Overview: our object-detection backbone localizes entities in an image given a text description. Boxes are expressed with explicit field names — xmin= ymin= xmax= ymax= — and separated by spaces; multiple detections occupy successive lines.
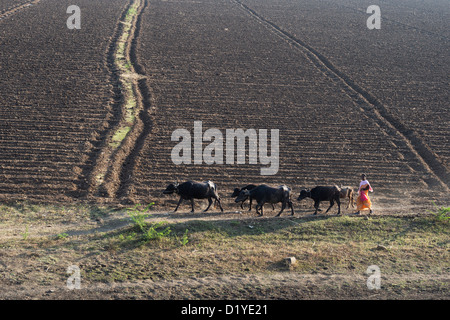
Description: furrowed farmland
xmin=129 ymin=0 xmax=449 ymax=212
xmin=0 ymin=0 xmax=448 ymax=301
xmin=0 ymin=0 xmax=127 ymax=201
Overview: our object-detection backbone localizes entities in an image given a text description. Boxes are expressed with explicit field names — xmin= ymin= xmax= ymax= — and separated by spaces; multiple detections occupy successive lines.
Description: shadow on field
xmin=64 ymin=206 xmax=349 ymax=243
xmin=61 ymin=214 xmax=321 ymax=258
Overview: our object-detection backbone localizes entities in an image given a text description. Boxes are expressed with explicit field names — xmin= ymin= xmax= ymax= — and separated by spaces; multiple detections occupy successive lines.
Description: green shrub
xmin=428 ymin=202 xmax=450 ymax=223
xmin=126 ymin=203 xmax=153 ymax=232
xmin=143 ymin=221 xmax=172 ymax=242
xmin=126 ymin=203 xmax=173 ymax=242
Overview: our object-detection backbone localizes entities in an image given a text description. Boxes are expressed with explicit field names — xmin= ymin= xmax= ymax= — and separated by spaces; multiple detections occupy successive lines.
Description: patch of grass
xmin=124 ymin=84 xmax=136 ymax=123
xmin=143 ymin=221 xmax=172 ymax=241
xmin=1 ymin=202 xmax=448 ymax=286
xmin=139 ymin=215 xmax=449 ymax=277
xmin=126 ymin=203 xmax=152 ymax=230
xmin=118 ymin=232 xmax=137 ymax=242
xmin=428 ymin=202 xmax=450 ymax=223
xmin=109 ymin=1 xmax=140 ymax=152
xmin=178 ymin=229 xmax=190 ymax=246
xmin=110 ymin=126 xmax=131 ymax=149
xmin=56 ymin=233 xmax=69 ymax=240
xmin=125 ymin=6 xmax=137 ymax=22
xmin=125 ymin=203 xmax=175 ymax=244
xmin=22 ymin=224 xmax=30 ymax=240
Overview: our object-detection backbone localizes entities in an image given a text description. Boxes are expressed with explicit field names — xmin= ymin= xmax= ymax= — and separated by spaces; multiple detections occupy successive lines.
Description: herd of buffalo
xmin=163 ymin=180 xmax=356 ymax=216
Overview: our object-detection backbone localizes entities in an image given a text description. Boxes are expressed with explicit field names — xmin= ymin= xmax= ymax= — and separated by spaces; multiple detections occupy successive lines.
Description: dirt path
xmin=1 ymin=271 xmax=448 ymax=300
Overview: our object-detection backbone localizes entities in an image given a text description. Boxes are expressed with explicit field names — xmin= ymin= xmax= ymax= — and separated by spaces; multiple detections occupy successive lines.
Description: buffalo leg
xmin=289 ymin=200 xmax=294 ymax=216
xmin=203 ymin=197 xmax=213 ymax=212
xmin=276 ymin=202 xmax=286 ymax=217
xmin=215 ymin=195 xmax=224 ymax=212
xmin=313 ymin=200 xmax=320 ymax=215
xmin=336 ymin=198 xmax=341 ymax=215
xmin=248 ymin=198 xmax=252 ymax=211
xmin=190 ymin=198 xmax=195 ymax=213
xmin=256 ymin=203 xmax=263 ymax=216
xmin=325 ymin=200 xmax=335 ymax=214
xmin=174 ymin=197 xmax=183 ymax=212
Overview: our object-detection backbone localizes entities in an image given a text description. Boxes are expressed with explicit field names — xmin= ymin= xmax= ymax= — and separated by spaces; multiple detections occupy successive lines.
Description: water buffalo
xmin=297 ymin=186 xmax=341 ymax=215
xmin=231 ymin=184 xmax=257 ymax=210
xmin=235 ymin=184 xmax=294 ymax=217
xmin=231 ymin=184 xmax=275 ymax=211
xmin=163 ymin=180 xmax=224 ymax=213
xmin=339 ymin=186 xmax=355 ymax=209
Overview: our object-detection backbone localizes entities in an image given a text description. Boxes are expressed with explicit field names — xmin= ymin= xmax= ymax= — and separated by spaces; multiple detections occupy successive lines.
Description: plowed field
xmin=0 ymin=0 xmax=127 ymax=201
xmin=121 ymin=0 xmax=449 ymax=213
xmin=0 ymin=0 xmax=448 ymax=301
xmin=0 ymin=0 xmax=448 ymax=211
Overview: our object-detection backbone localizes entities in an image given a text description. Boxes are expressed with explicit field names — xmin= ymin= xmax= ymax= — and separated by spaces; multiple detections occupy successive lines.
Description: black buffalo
xmin=297 ymin=186 xmax=341 ymax=215
xmin=231 ymin=184 xmax=256 ymax=210
xmin=163 ymin=180 xmax=224 ymax=213
xmin=231 ymin=184 xmax=274 ymax=211
xmin=235 ymin=184 xmax=294 ymax=217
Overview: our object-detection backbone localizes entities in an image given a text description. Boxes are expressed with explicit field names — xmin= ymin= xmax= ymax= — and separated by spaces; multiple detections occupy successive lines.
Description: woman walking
xmin=356 ymin=174 xmax=373 ymax=214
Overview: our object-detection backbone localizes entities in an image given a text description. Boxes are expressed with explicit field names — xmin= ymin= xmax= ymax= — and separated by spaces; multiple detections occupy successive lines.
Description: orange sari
xmin=356 ymin=181 xmax=373 ymax=211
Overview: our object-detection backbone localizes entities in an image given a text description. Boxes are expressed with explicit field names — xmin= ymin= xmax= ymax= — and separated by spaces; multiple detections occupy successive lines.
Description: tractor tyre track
xmin=115 ymin=0 xmax=154 ymax=203
xmin=84 ymin=0 xmax=152 ymax=203
xmin=100 ymin=0 xmax=145 ymax=200
xmin=232 ymin=0 xmax=450 ymax=191
xmin=74 ymin=1 xmax=131 ymax=200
